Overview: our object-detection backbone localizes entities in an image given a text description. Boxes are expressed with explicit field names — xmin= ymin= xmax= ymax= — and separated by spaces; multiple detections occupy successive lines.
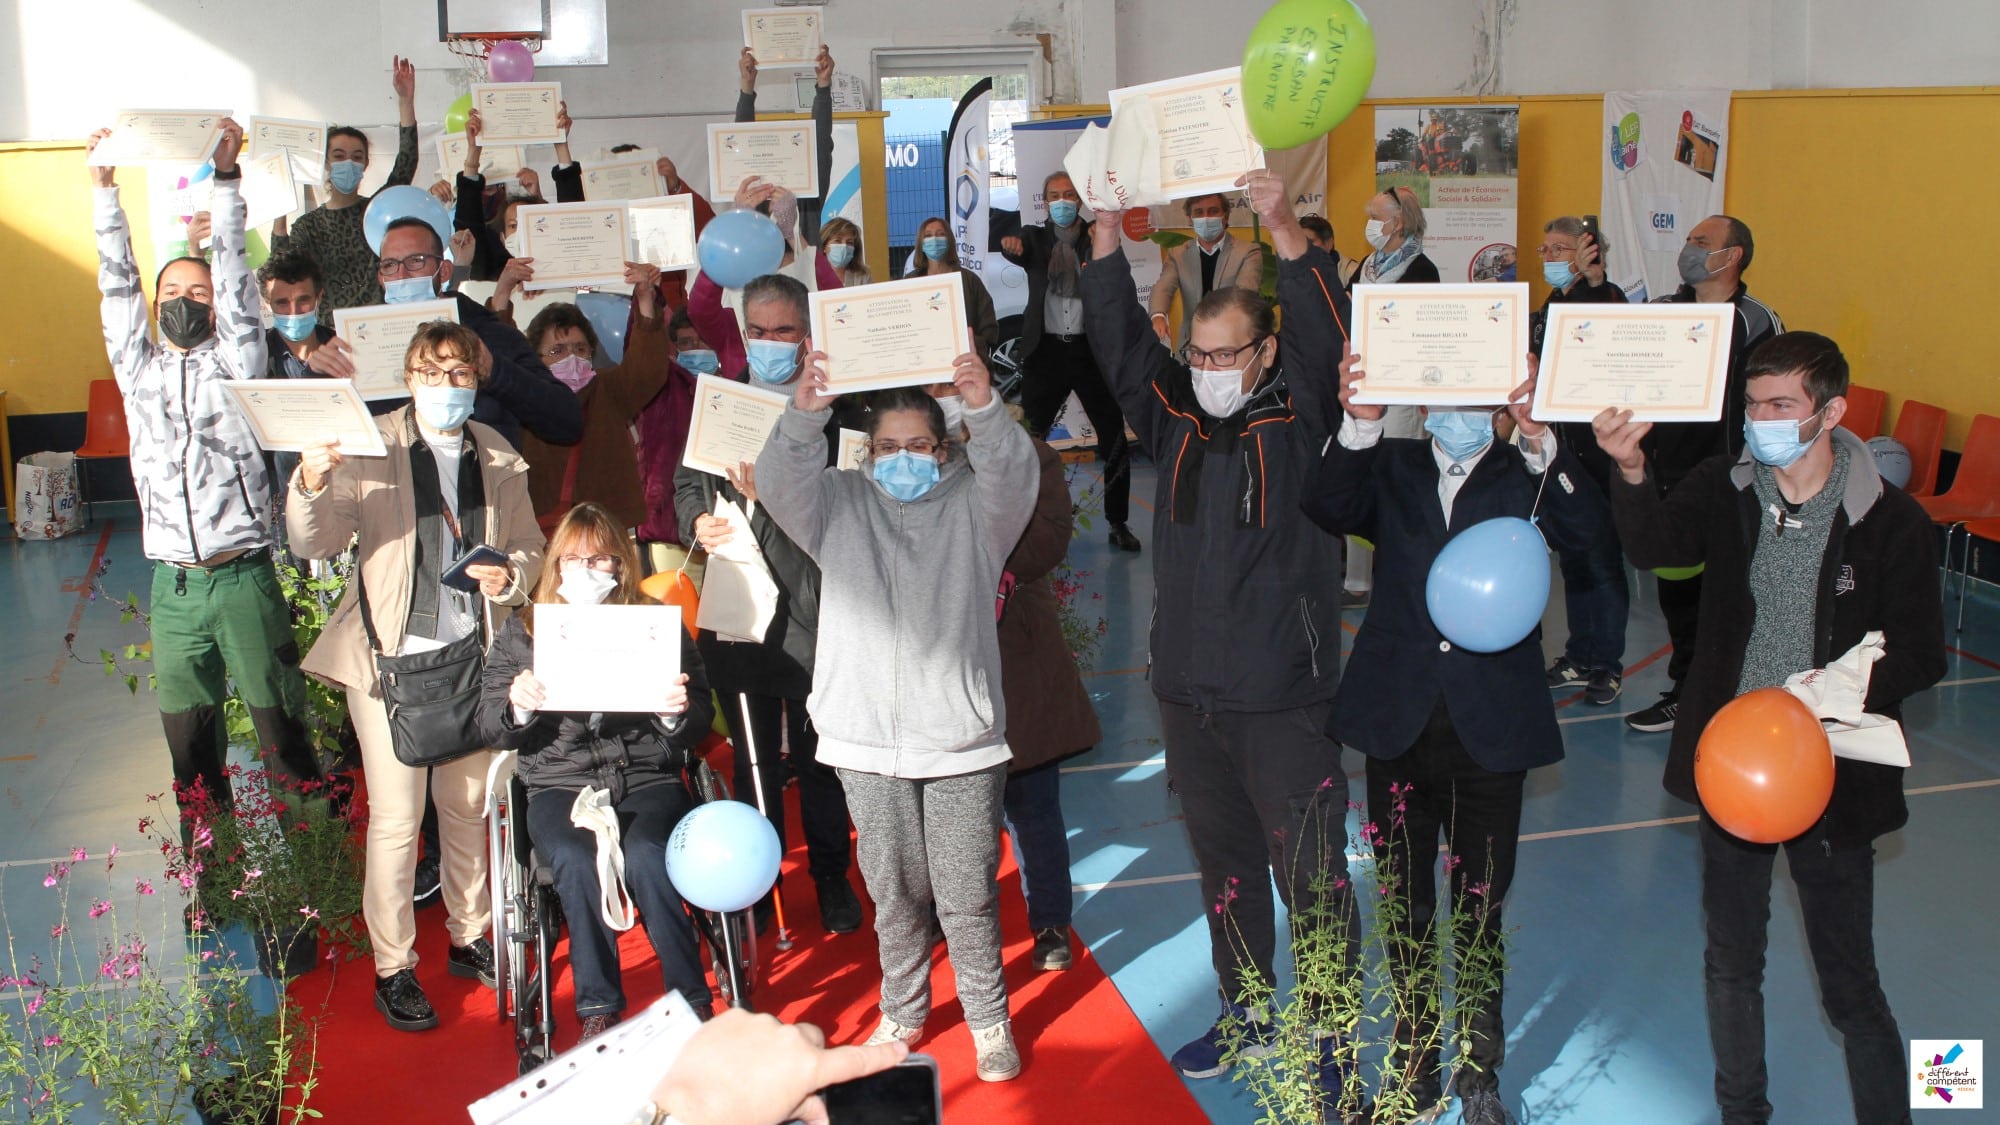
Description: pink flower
xmin=26 ymin=992 xmax=45 ymax=1016
xmin=69 ymin=847 xmax=86 ymax=863
xmin=134 ymin=878 xmax=156 ymax=896
xmin=40 ymin=1035 xmax=60 ymax=1048
xmin=104 ymin=844 xmax=118 ymax=870
xmin=242 ymin=867 xmax=262 ymax=881
xmin=88 ymin=899 xmax=111 ymax=919
xmin=1443 ymin=854 xmax=1463 ymax=872
xmin=299 ymin=906 xmax=320 ymax=920
xmin=49 ymin=923 xmax=67 ymax=938
xmin=1466 ymin=881 xmax=1490 ymax=898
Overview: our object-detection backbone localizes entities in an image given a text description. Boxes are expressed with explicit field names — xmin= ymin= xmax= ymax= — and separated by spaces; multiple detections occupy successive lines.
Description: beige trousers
xmin=346 ymin=683 xmax=494 ymax=978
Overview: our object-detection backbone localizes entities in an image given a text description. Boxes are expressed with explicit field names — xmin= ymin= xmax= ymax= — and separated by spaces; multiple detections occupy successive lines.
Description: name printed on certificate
xmin=470 ymin=83 xmax=566 ymax=146
xmin=533 ymin=604 xmax=683 ymax=714
xmin=437 ymin=133 xmax=525 ymax=179
xmin=1109 ymin=69 xmax=1263 ymax=201
xmin=683 ymin=375 xmax=791 ymax=478
xmin=743 ymin=7 xmax=823 ymax=68
xmin=88 ymin=109 xmax=230 ymax=166
xmin=628 ymin=195 xmax=698 ymax=272
xmin=707 ymin=121 xmax=819 ymax=199
xmin=1534 ymin=303 xmax=1737 ymax=423
xmin=1349 ymin=283 xmax=1530 ymax=406
xmin=331 ymin=299 xmax=461 ymax=400
xmin=516 ymin=202 xmax=631 ymax=290
xmin=581 ymin=151 xmax=663 ymax=202
xmin=809 ymin=274 xmax=969 ymax=395
xmin=246 ymin=115 xmax=327 ymax=181
xmin=219 ymin=380 xmax=388 ymax=457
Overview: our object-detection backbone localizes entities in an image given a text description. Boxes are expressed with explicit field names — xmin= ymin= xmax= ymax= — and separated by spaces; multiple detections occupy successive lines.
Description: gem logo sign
xmin=1912 ymin=1040 xmax=1983 ymax=1109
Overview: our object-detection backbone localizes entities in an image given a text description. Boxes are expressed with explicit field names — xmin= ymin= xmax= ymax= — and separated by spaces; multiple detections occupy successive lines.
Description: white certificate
xmin=1109 ymin=69 xmax=1263 ymax=201
xmin=470 ymin=83 xmax=566 ymax=146
xmin=238 ymin=151 xmax=302 ymax=231
xmin=437 ymin=133 xmax=526 ymax=179
xmin=516 ymin=202 xmax=630 ymax=290
xmin=219 ymin=380 xmax=387 ymax=458
xmin=246 ymin=115 xmax=327 ymax=181
xmin=707 ymin=121 xmax=819 ymax=199
xmin=1534 ymin=303 xmax=1737 ymax=423
xmin=808 ymin=274 xmax=968 ymax=395
xmin=88 ymin=109 xmax=229 ymax=167
xmin=331 ymin=299 xmax=461 ymax=400
xmin=627 ymin=195 xmax=697 ymax=272
xmin=683 ymin=375 xmax=791 ymax=477
xmin=743 ymin=7 xmax=823 ymax=69
xmin=581 ymin=151 xmax=662 ymax=202
xmin=836 ymin=428 xmax=869 ymax=471
xmin=1349 ymin=283 xmax=1531 ymax=406
xmin=533 ymin=604 xmax=683 ymax=714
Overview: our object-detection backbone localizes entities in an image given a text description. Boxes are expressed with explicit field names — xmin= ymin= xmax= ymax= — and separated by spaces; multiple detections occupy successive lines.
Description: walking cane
xmin=737 ymin=693 xmax=795 ymax=952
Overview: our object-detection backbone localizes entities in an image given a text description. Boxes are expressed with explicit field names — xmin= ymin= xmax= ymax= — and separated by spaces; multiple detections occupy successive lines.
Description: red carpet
xmin=298 ymin=747 xmax=1206 ymax=1123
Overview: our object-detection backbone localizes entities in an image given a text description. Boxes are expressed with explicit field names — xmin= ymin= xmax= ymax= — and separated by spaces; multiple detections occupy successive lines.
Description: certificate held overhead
xmin=808 ymin=274 xmax=970 ymax=394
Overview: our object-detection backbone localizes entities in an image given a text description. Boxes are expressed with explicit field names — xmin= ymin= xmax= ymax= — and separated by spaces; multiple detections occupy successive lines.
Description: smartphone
xmin=1580 ymin=214 xmax=1602 ymax=249
xmin=824 ymin=1056 xmax=943 ymax=1125
xmin=440 ymin=545 xmax=510 ymax=594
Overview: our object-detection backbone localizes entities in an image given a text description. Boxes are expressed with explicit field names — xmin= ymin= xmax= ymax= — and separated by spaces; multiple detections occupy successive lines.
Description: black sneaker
xmin=1340 ymin=588 xmax=1370 ymax=610
xmin=1031 ymin=927 xmax=1072 ymax=971
xmin=1108 ymin=523 xmax=1142 ymax=553
xmin=815 ymin=875 xmax=863 ymax=935
xmin=1585 ymin=670 xmax=1623 ymax=706
xmin=1625 ymin=692 xmax=1678 ymax=733
xmin=374 ymin=969 xmax=439 ymax=1032
xmin=1545 ymin=656 xmax=1586 ymax=690
xmin=447 ymin=937 xmax=497 ymax=989
xmin=412 ymin=854 xmax=442 ymax=909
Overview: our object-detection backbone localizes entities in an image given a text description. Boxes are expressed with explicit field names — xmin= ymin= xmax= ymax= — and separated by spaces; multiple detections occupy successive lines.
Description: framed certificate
xmin=683 ymin=375 xmax=792 ymax=477
xmin=836 ymin=428 xmax=869 ymax=471
xmin=470 ymin=82 xmax=566 ymax=146
xmin=330 ymin=299 xmax=460 ymax=400
xmin=219 ymin=380 xmax=387 ymax=458
xmin=437 ymin=133 xmax=526 ymax=179
xmin=706 ymin=121 xmax=819 ymax=199
xmin=533 ymin=604 xmax=684 ymax=714
xmin=743 ymin=7 xmax=823 ymax=69
xmin=1109 ymin=68 xmax=1263 ymax=201
xmin=581 ymin=150 xmax=663 ymax=202
xmin=809 ymin=274 xmax=969 ymax=395
xmin=246 ymin=115 xmax=327 ymax=181
xmin=515 ymin=202 xmax=630 ymax=290
xmin=1534 ymin=303 xmax=1737 ymax=422
xmin=628 ymin=195 xmax=698 ymax=272
xmin=1349 ymin=283 xmax=1532 ymax=406
xmin=88 ymin=109 xmax=229 ymax=167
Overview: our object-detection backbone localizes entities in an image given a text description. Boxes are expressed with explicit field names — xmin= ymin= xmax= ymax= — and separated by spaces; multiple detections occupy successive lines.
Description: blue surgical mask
xmin=872 ymin=450 xmax=940 ymax=502
xmin=1048 ymin=200 xmax=1079 ymax=228
xmin=273 ymin=311 xmax=320 ymax=342
xmin=678 ymin=348 xmax=719 ymax=375
xmin=1192 ymin=217 xmax=1226 ymax=242
xmin=825 ymin=242 xmax=855 ymax=269
xmin=745 ymin=338 xmax=800 ymax=384
xmin=413 ymin=385 xmax=476 ymax=432
xmin=328 ymin=160 xmax=365 ymax=194
xmin=382 ymin=276 xmax=436 ymax=304
xmin=1744 ymin=410 xmax=1826 ymax=469
xmin=1425 ymin=409 xmax=1496 ymax=462
xmin=921 ymin=236 xmax=950 ymax=261
xmin=1542 ymin=260 xmax=1575 ymax=290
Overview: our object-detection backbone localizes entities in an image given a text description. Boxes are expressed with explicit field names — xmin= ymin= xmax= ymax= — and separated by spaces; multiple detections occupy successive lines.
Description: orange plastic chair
xmin=1890 ymin=399 xmax=1947 ymax=499
xmin=1958 ymin=516 xmax=2000 ymax=633
xmin=72 ymin=379 xmax=131 ymax=525
xmin=1919 ymin=414 xmax=2000 ymax=619
xmin=1841 ymin=384 xmax=1887 ymax=439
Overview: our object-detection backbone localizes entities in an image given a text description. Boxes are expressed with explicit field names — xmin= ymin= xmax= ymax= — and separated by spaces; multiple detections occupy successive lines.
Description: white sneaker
xmin=864 ymin=1014 xmax=924 ymax=1047
xmin=972 ymin=1020 xmax=1022 ymax=1082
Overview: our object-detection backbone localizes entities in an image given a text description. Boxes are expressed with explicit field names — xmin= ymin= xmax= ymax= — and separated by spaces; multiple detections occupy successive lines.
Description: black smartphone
xmin=1580 ymin=213 xmax=1602 ymax=250
xmin=439 ymin=545 xmax=510 ymax=594
xmin=824 ymin=1056 xmax=942 ymax=1125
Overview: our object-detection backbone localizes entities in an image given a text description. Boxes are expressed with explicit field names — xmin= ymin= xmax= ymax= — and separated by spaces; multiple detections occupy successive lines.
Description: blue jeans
xmin=1557 ymin=528 xmax=1629 ymax=675
xmin=1001 ymin=761 xmax=1073 ymax=931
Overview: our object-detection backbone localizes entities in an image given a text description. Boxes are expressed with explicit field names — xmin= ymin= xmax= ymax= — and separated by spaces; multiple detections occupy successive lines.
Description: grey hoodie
xmin=755 ymin=395 xmax=1038 ymax=778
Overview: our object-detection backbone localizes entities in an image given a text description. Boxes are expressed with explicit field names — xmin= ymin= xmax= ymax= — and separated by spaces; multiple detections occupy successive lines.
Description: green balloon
xmin=1242 ymin=0 xmax=1378 ymax=150
xmin=1654 ymin=563 xmax=1705 ymax=581
xmin=444 ymin=93 xmax=473 ymax=135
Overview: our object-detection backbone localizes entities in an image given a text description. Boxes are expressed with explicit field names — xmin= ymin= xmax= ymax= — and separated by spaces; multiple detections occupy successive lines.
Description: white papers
xmin=533 ymin=604 xmax=683 ymax=714
xmin=707 ymin=121 xmax=819 ymax=198
xmin=88 ymin=109 xmax=229 ymax=166
xmin=246 ymin=115 xmax=328 ymax=183
xmin=469 ymin=993 xmax=705 ymax=1125
xmin=743 ymin=7 xmax=823 ymax=69
xmin=238 ymin=152 xmax=302 ymax=231
xmin=219 ymin=379 xmax=387 ymax=457
xmin=580 ymin=151 xmax=663 ymax=202
xmin=1107 ymin=68 xmax=1263 ymax=201
xmin=330 ymin=299 xmax=461 ymax=400
xmin=1533 ymin=303 xmax=1737 ymax=423
xmin=1063 ymin=97 xmax=1165 ymax=212
xmin=470 ymin=83 xmax=566 ymax=146
xmin=1783 ymin=631 xmax=1910 ymax=767
xmin=627 ymin=195 xmax=698 ymax=272
xmin=682 ymin=374 xmax=791 ymax=477
xmin=1348 ymin=283 xmax=1532 ymax=406
xmin=515 ymin=201 xmax=631 ymax=290
xmin=438 ymin=132 xmax=526 ymax=179
xmin=809 ymin=274 xmax=969 ymax=395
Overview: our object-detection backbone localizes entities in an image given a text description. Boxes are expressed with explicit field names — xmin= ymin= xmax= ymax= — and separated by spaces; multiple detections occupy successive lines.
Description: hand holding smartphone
xmin=824 ymin=1055 xmax=943 ymax=1125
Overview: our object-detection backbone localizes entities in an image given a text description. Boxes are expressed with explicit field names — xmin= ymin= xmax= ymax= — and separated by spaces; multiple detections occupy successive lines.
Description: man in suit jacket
xmin=1149 ymin=192 xmax=1267 ymax=351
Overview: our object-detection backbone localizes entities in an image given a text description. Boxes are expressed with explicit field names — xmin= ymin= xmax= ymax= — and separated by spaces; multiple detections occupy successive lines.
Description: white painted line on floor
xmin=1072 ymin=872 xmax=1201 ymax=893
xmin=0 ymin=847 xmax=148 ymax=870
xmin=1062 ymin=757 xmax=1166 ymax=774
xmin=1520 ymin=815 xmax=1700 ymax=842
xmin=1905 ymin=777 xmax=2000 ymax=797
xmin=1560 ymin=674 xmax=1998 ymax=730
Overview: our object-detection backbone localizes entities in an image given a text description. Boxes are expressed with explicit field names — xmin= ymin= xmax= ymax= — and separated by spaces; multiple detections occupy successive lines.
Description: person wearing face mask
xmin=736 ymin=44 xmax=838 ymax=241
xmin=911 ymin=216 xmax=998 ymax=359
xmin=268 ymin=57 xmax=419 ymax=310
xmin=1356 ymin=186 xmax=1440 ymax=288
xmin=85 ymin=118 xmax=325 ymax=825
xmin=289 ymin=321 xmax=543 ymax=1032
xmin=819 ymin=216 xmax=871 ymax=287
xmin=632 ymin=311 xmax=712 ymax=576
xmin=1000 ymin=172 xmax=1141 ymax=553
xmin=1148 ymin=192 xmax=1267 ymax=352
xmin=1593 ymin=332 xmax=1943 ymax=1125
xmin=688 ymin=175 xmax=847 ymax=383
xmin=476 ymin=502 xmax=717 ymax=1040
xmin=1077 ymin=174 xmax=1367 ymax=1113
xmin=755 ymin=341 xmax=1038 ymax=1083
xmin=673 ymin=274 xmax=866 ymax=938
xmin=1305 ymin=349 xmax=1610 ymax=1125
xmin=453 ymin=103 xmax=586 ymax=283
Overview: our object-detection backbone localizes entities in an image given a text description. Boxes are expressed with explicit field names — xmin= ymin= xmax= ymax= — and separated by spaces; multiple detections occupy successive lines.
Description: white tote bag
xmin=693 ymin=497 xmax=781 ymax=644
xmin=14 ymin=452 xmax=83 ymax=540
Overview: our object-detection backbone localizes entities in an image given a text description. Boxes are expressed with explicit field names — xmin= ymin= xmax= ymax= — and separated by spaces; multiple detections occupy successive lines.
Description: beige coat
xmin=289 ymin=406 xmax=545 ymax=693
xmin=1148 ymin=233 xmax=1268 ymax=350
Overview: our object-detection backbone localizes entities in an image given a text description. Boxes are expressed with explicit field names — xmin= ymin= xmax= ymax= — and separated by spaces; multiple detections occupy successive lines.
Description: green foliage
xmin=1147 ymin=230 xmax=1192 ymax=251
xmin=1054 ymin=471 xmax=1111 ymax=674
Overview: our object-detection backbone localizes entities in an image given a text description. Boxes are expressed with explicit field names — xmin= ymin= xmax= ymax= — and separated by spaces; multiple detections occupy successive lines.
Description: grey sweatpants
xmin=837 ymin=764 xmax=1011 ymax=1030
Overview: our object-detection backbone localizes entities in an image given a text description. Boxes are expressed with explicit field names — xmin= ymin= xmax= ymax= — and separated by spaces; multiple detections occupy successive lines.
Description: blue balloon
xmin=1425 ymin=516 xmax=1552 ymax=653
xmin=697 ymin=209 xmax=785 ymax=289
xmin=576 ymin=291 xmax=632 ymax=366
xmin=363 ymin=185 xmax=452 ymax=256
xmin=665 ymin=799 xmax=782 ymax=914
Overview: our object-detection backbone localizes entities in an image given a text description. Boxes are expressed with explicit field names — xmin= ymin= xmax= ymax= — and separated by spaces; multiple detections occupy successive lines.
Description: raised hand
xmin=515 ymin=167 xmax=541 ymax=199
xmin=212 ymin=117 xmax=244 ymax=175
xmin=1337 ymin=342 xmax=1383 ymax=422
xmin=733 ymin=176 xmax=778 ymax=211
xmin=952 ymin=329 xmax=994 ymax=410
xmin=85 ymin=128 xmax=116 ymax=188
xmin=1505 ymin=364 xmax=1546 ymax=440
xmin=815 ymin=45 xmax=834 ymax=88
xmin=656 ymin=154 xmax=682 ymax=194
xmin=391 ymin=55 xmax=417 ymax=105
xmin=1089 ymin=210 xmax=1123 ymax=259
xmin=625 ymin=261 xmax=663 ymax=318
xmin=299 ymin=440 xmax=345 ymax=492
xmin=1592 ymin=407 xmax=1653 ymax=483
xmin=306 ymin=337 xmax=358 ymax=380
xmin=493 ymin=256 xmax=535 ymax=308
xmin=739 ymin=48 xmax=759 ymax=93
xmin=449 ymin=228 xmax=476 ymax=266
xmin=554 ymin=101 xmax=574 ymax=165
xmin=794 ymin=347 xmax=836 ymax=412
xmin=185 ymin=212 xmax=212 ymax=251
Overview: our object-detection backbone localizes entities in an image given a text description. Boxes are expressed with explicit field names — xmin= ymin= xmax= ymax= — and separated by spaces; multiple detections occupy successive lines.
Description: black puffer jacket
xmin=477 ymin=612 xmax=715 ymax=802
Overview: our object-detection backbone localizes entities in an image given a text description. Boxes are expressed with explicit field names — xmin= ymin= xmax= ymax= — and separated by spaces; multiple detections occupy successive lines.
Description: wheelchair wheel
xmin=687 ymin=760 xmax=759 ymax=1008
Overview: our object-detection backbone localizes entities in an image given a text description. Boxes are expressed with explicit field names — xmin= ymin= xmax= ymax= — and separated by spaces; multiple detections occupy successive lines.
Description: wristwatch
xmin=622 ymin=1102 xmax=667 ymax=1125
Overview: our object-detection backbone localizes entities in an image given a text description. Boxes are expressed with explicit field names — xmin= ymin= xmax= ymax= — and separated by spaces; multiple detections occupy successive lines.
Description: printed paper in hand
xmin=533 ymin=604 xmax=683 ymax=714
xmin=628 ymin=195 xmax=698 ymax=272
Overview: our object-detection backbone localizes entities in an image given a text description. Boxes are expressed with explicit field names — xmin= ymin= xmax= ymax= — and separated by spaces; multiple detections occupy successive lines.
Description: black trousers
xmin=721 ymin=694 xmax=852 ymax=882
xmin=1019 ymin=334 xmax=1131 ymax=525
xmin=1658 ymin=570 xmax=1703 ymax=689
xmin=1364 ymin=700 xmax=1525 ymax=1100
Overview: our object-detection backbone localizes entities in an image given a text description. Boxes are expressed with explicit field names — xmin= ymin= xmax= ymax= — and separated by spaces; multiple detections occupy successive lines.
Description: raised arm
xmin=85 ymin=131 xmax=154 ymax=389
xmin=207 ymin=122 xmax=267 ymax=380
xmin=688 ymin=271 xmax=746 ymax=377
xmin=384 ymin=56 xmax=419 ymax=189
xmin=1300 ymin=347 xmax=1383 ymax=540
xmin=286 ymin=444 xmax=365 ymax=560
xmin=458 ymin=297 xmax=585 ymax=444
xmin=1250 ymin=170 xmax=1347 ymax=452
xmin=1077 ymin=223 xmax=1172 ymax=458
xmin=754 ymin=401 xmax=838 ymax=560
xmin=735 ymin=48 xmax=759 ymax=123
xmin=808 ymin=46 xmax=834 ymax=226
xmin=1596 ymin=408 xmax=1715 ymax=571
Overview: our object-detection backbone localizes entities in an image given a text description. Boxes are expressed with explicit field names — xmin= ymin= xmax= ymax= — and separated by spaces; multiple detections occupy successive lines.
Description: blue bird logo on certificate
xmin=1685 ymin=323 xmax=1710 ymax=344
xmin=1486 ymin=302 xmax=1506 ymax=322
xmin=1570 ymin=321 xmax=1594 ymax=344
xmin=832 ymin=303 xmax=851 ymax=327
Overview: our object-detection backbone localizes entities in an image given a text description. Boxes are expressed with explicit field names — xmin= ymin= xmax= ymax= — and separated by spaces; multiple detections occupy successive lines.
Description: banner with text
xmin=1600 ymin=90 xmax=1730 ymax=302
xmin=1373 ymin=105 xmax=1519 ymax=284
xmin=945 ymin=80 xmax=994 ymax=283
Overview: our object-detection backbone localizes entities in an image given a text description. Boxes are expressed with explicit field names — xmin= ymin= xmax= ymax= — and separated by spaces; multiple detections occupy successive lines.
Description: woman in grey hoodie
xmin=755 ymin=340 xmax=1038 ymax=1082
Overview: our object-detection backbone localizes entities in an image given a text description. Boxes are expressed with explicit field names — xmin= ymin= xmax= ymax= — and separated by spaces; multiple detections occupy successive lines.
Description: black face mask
xmin=157 ymin=296 xmax=214 ymax=349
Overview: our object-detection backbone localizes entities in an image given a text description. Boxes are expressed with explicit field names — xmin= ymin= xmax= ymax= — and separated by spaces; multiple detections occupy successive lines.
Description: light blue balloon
xmin=576 ymin=291 xmax=632 ymax=366
xmin=665 ymin=799 xmax=782 ymax=913
xmin=1425 ymin=516 xmax=1551 ymax=653
xmin=363 ymin=185 xmax=453 ymax=256
xmin=697 ymin=209 xmax=785 ymax=289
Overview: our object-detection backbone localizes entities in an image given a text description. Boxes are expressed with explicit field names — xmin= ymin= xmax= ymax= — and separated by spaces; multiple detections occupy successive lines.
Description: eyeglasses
xmin=376 ymin=253 xmax=442 ymax=278
xmin=558 ymin=554 xmax=619 ymax=570
xmin=871 ymin=437 xmax=939 ymax=457
xmin=539 ymin=341 xmax=592 ymax=360
xmin=408 ymin=365 xmax=479 ymax=388
xmin=1180 ymin=335 xmax=1268 ymax=368
xmin=1535 ymin=242 xmax=1577 ymax=259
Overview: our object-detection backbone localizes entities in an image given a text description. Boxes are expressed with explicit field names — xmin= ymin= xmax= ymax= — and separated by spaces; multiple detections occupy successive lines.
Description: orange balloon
xmin=1694 ymin=687 xmax=1834 ymax=843
xmin=639 ymin=569 xmax=701 ymax=640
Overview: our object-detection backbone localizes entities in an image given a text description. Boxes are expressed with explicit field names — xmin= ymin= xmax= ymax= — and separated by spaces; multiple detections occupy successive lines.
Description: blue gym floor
xmin=4 ymin=462 xmax=1998 ymax=1123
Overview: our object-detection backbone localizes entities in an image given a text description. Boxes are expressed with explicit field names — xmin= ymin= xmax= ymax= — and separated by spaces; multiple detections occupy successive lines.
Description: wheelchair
xmin=484 ymin=747 xmax=759 ymax=1076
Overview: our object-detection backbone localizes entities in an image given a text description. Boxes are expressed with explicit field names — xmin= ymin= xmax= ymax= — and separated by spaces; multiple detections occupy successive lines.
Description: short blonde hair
xmin=1381 ymin=186 xmax=1426 ymax=240
xmin=402 ymin=322 xmax=487 ymax=384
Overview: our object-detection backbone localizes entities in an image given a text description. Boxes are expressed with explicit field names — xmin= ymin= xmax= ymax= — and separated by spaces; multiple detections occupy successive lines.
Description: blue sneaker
xmin=1171 ymin=1002 xmax=1272 ymax=1079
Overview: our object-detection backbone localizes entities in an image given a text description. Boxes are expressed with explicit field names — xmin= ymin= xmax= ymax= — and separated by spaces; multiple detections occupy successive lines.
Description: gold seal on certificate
xmin=1534 ymin=303 xmax=1737 ymax=422
xmin=582 ymin=150 xmax=664 ymax=201
xmin=1349 ymin=283 xmax=1531 ymax=406
xmin=246 ymin=115 xmax=327 ymax=180
xmin=533 ymin=604 xmax=683 ymax=714
xmin=628 ymin=195 xmax=698 ymax=272
xmin=437 ymin=133 xmax=525 ymax=179
xmin=470 ymin=83 xmax=566 ymax=145
xmin=743 ymin=7 xmax=823 ymax=69
xmin=683 ymin=375 xmax=791 ymax=477
xmin=331 ymin=299 xmax=460 ymax=400
xmin=88 ymin=109 xmax=230 ymax=166
xmin=515 ymin=202 xmax=631 ymax=290
xmin=809 ymin=274 xmax=969 ymax=395
xmin=1109 ymin=69 xmax=1264 ymax=201
xmin=219 ymin=380 xmax=387 ymax=457
xmin=707 ymin=121 xmax=819 ymax=198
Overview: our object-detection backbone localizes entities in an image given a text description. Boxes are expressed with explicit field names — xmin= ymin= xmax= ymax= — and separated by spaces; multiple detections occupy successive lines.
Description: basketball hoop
xmin=446 ymin=33 xmax=543 ymax=92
